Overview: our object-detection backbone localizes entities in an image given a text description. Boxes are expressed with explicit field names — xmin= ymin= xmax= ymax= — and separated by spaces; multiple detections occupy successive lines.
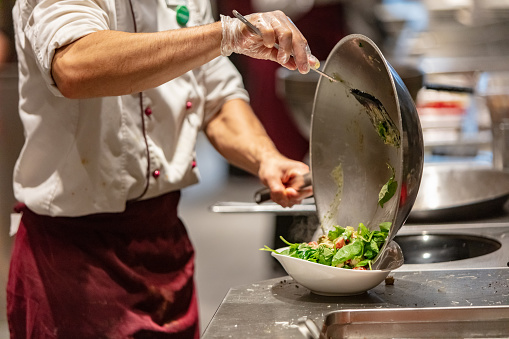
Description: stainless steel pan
xmin=408 ymin=164 xmax=509 ymax=222
xmin=310 ymin=34 xmax=424 ymax=268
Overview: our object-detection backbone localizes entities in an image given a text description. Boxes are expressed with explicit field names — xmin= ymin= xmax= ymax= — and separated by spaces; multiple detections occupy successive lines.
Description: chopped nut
xmin=385 ymin=275 xmax=395 ymax=285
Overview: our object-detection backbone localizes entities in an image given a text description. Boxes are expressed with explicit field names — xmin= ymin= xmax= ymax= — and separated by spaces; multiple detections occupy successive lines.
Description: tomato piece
xmin=334 ymin=237 xmax=345 ymax=249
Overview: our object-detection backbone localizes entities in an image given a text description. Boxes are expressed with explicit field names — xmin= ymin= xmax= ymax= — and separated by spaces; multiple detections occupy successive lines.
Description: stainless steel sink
xmin=300 ymin=306 xmax=509 ymax=339
xmin=395 ymin=233 xmax=501 ymax=264
xmin=395 ymin=223 xmax=509 ymax=270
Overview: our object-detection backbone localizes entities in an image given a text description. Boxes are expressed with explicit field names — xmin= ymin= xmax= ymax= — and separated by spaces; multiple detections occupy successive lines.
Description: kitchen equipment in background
xmin=408 ymin=164 xmax=509 ymax=222
xmin=477 ymin=71 xmax=509 ymax=170
xmin=410 ymin=1 xmax=509 ymax=62
xmin=416 ymin=72 xmax=486 ymax=157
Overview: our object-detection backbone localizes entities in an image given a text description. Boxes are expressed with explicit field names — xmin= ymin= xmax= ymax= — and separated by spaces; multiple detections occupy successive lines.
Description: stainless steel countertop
xmin=206 ymin=197 xmax=509 ymax=338
xmin=209 ymin=199 xmax=317 ymax=215
xmin=201 ymin=268 xmax=509 ymax=338
xmin=210 ymin=198 xmax=509 ymax=223
xmin=202 ymin=222 xmax=509 ymax=338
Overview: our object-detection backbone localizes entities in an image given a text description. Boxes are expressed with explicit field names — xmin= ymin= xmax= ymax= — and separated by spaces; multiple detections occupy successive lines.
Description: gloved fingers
xmin=221 ymin=11 xmax=319 ymax=73
xmin=280 ymin=15 xmax=311 ymax=73
xmin=248 ymin=14 xmax=277 ymax=52
xmin=255 ymin=11 xmax=304 ymax=70
xmin=257 ymin=11 xmax=293 ymax=65
xmin=265 ymin=48 xmax=297 ymax=70
xmin=305 ymin=45 xmax=321 ymax=71
xmin=257 ymin=11 xmax=319 ymax=74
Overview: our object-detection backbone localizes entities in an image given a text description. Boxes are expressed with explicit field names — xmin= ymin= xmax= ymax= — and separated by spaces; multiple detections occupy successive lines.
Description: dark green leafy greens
xmin=261 ymin=222 xmax=390 ymax=270
xmin=378 ymin=163 xmax=397 ymax=208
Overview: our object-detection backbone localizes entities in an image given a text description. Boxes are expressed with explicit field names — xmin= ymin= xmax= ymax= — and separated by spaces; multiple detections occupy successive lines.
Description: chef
xmin=7 ymin=0 xmax=316 ymax=337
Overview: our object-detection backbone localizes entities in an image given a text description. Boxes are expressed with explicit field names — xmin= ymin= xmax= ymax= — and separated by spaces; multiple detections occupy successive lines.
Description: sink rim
xmin=394 ymin=233 xmax=502 ymax=265
xmin=395 ymin=223 xmax=509 ymax=270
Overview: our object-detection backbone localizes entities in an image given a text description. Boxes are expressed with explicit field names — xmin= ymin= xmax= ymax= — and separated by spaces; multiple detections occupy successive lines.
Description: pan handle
xmin=254 ymin=172 xmax=312 ymax=204
xmin=254 ymin=187 xmax=272 ymax=204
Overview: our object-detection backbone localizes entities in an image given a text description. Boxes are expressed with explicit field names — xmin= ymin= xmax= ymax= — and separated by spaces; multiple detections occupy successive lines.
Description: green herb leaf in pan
xmin=378 ymin=163 xmax=398 ymax=208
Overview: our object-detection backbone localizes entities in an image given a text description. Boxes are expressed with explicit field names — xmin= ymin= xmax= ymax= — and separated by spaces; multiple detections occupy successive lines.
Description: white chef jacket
xmin=12 ymin=0 xmax=249 ymax=217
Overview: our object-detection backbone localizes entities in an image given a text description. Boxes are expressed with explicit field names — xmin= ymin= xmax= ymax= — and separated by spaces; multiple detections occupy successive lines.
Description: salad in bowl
xmin=261 ymin=222 xmax=402 ymax=296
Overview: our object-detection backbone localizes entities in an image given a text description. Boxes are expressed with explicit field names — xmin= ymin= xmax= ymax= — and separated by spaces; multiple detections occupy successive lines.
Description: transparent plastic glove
xmin=220 ymin=11 xmax=319 ymax=74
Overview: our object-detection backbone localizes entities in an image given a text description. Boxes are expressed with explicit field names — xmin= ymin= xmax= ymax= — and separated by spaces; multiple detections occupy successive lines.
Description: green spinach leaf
xmin=378 ymin=163 xmax=398 ymax=208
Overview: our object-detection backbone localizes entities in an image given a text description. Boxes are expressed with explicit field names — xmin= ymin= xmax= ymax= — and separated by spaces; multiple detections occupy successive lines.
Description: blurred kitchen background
xmin=2 ymin=0 xmax=509 ymax=336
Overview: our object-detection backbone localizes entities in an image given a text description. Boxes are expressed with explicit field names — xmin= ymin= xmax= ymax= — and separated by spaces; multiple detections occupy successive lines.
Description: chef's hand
xmin=258 ymin=155 xmax=313 ymax=208
xmin=220 ymin=11 xmax=319 ymax=74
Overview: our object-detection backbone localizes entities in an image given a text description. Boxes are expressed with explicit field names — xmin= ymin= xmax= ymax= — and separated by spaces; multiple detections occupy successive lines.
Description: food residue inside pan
xmin=350 ymin=89 xmax=401 ymax=148
xmin=320 ymin=163 xmax=344 ymax=234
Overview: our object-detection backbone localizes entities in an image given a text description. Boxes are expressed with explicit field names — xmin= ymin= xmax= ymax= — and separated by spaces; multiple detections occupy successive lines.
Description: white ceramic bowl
xmin=272 ymin=248 xmax=392 ymax=296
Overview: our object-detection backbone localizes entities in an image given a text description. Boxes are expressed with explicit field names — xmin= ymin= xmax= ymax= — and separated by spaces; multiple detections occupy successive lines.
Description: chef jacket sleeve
xmin=19 ymin=0 xmax=115 ymax=97
xmin=201 ymin=56 xmax=250 ymax=126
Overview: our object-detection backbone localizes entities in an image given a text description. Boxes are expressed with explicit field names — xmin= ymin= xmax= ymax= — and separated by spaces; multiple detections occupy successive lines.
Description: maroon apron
xmin=7 ymin=191 xmax=199 ymax=339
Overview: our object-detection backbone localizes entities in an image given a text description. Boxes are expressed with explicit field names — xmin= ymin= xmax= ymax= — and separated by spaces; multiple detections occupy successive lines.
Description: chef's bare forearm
xmin=51 ymin=23 xmax=222 ymax=99
xmin=204 ymin=99 xmax=282 ymax=176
